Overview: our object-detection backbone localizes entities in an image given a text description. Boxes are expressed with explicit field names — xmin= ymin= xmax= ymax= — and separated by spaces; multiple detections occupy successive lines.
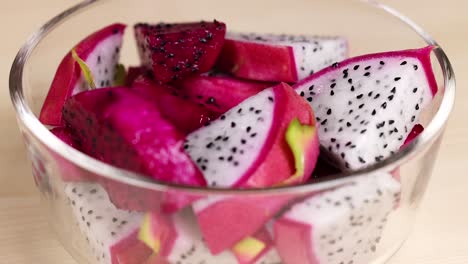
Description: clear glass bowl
xmin=9 ymin=0 xmax=455 ymax=264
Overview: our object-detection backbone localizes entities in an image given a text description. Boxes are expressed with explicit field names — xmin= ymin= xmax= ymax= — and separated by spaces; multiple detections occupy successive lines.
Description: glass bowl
xmin=9 ymin=0 xmax=455 ymax=264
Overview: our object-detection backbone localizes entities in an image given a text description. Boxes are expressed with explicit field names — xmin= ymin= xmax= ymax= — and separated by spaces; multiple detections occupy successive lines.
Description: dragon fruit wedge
xmin=294 ymin=46 xmax=438 ymax=170
xmin=134 ymin=20 xmax=226 ymax=83
xmin=184 ymin=82 xmax=319 ymax=188
xmin=273 ymin=172 xmax=401 ymax=264
xmin=40 ymin=23 xmax=126 ymax=126
xmin=139 ymin=209 xmax=238 ymax=264
xmin=131 ymin=76 xmax=220 ymax=133
xmin=62 ymin=87 xmax=205 ymax=187
xmin=215 ymin=32 xmax=348 ymax=83
xmin=64 ymin=182 xmax=152 ymax=264
xmin=174 ymin=72 xmax=272 ymax=113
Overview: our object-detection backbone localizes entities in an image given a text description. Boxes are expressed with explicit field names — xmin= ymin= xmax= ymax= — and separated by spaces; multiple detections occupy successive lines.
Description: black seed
xmin=250 ymin=133 xmax=257 ymax=138
xmin=376 ymin=121 xmax=386 ymax=129
xmin=368 ymin=91 xmax=373 ymax=97
xmin=255 ymin=109 xmax=262 ymax=114
xmin=415 ymin=104 xmax=420 ymax=110
xmin=348 ymin=78 xmax=353 ymax=84
xmin=223 ymin=136 xmax=229 ymax=141
xmin=349 ymin=109 xmax=354 ymax=114
xmin=231 ymin=122 xmax=236 ymax=128
xmin=300 ymin=91 xmax=305 ymax=97
xmin=358 ymin=157 xmax=366 ymax=164
xmin=327 ymin=109 xmax=332 ymax=115
xmin=233 ymin=161 xmax=239 ymax=166
xmin=227 ymin=156 xmax=233 ymax=162
xmin=353 ymin=65 xmax=360 ymax=70
xmin=237 ymin=108 xmax=242 ymax=113
xmin=341 ymin=153 xmax=345 ymax=158
xmin=411 ymin=115 xmax=416 ymax=122
xmin=381 ymin=102 xmax=387 ymax=109
xmin=346 ymin=122 xmax=352 ymax=127
xmin=330 ymin=90 xmax=335 ymax=96
xmin=307 ymin=97 xmax=313 ymax=102
xmin=309 ymin=85 xmax=315 ymax=91
xmin=358 ymin=104 xmax=365 ymax=109
xmin=365 ymin=65 xmax=371 ymax=70
xmin=379 ymin=132 xmax=384 ymax=138
xmin=97 ymin=56 xmax=101 ymax=64
xmin=374 ymin=93 xmax=380 ymax=99
xmin=240 ymin=139 xmax=246 ymax=144
xmin=388 ymin=95 xmax=394 ymax=101
xmin=400 ymin=61 xmax=407 ymax=65
xmin=364 ymin=72 xmax=371 ymax=77
xmin=380 ymin=61 xmax=385 ymax=65
xmin=246 ymin=126 xmax=252 ymax=133
xmin=394 ymin=77 xmax=401 ymax=81
xmin=383 ymin=144 xmax=388 ymax=149
xmin=249 ymin=107 xmax=254 ymax=112
xmin=218 ymin=156 xmax=224 ymax=161
xmin=321 ymin=119 xmax=328 ymax=125
xmin=338 ymin=127 xmax=343 ymax=132
xmin=336 ymin=143 xmax=341 ymax=149
xmin=350 ymin=86 xmax=355 ymax=92
xmin=331 ymin=138 xmax=336 ymax=142
xmin=330 ymin=83 xmax=336 ymax=88
xmin=206 ymin=142 xmax=214 ymax=149
xmin=360 ymin=129 xmax=367 ymax=134
xmin=328 ymin=146 xmax=332 ymax=152
xmin=345 ymin=141 xmax=352 ymax=147
xmin=332 ymin=62 xmax=340 ymax=68
xmin=345 ymin=162 xmax=350 ymax=169
xmin=201 ymin=165 xmax=207 ymax=171
xmin=371 ymin=109 xmax=377 ymax=116
xmin=414 ymin=65 xmax=419 ymax=70
xmin=348 ymin=100 xmax=353 ymax=105
xmin=220 ymin=115 xmax=226 ymax=120
xmin=339 ymin=119 xmax=344 ymax=123
xmin=268 ymin=96 xmax=274 ymax=102
xmin=356 ymin=94 xmax=363 ymax=99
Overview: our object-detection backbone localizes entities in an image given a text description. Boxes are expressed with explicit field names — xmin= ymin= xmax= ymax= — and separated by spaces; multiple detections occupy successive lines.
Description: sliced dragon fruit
xmin=131 ymin=76 xmax=220 ymax=133
xmin=184 ymin=82 xmax=318 ymax=188
xmin=62 ymin=87 xmax=205 ymax=186
xmin=40 ymin=23 xmax=126 ymax=126
xmin=126 ymin=66 xmax=148 ymax=86
xmin=273 ymin=172 xmax=401 ymax=264
xmin=174 ymin=72 xmax=271 ymax=113
xmin=134 ymin=20 xmax=226 ymax=83
xmin=185 ymin=83 xmax=319 ymax=253
xmin=139 ymin=209 xmax=238 ymax=264
xmin=215 ymin=32 xmax=348 ymax=83
xmin=403 ymin=124 xmax=424 ymax=146
xmin=232 ymin=229 xmax=278 ymax=264
xmin=294 ymin=46 xmax=438 ymax=170
xmin=64 ymin=182 xmax=152 ymax=264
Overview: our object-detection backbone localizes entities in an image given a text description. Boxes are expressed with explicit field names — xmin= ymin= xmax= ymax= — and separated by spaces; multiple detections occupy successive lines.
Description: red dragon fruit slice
xmin=174 ymin=72 xmax=271 ymax=113
xmin=403 ymin=124 xmax=424 ymax=146
xmin=134 ymin=20 xmax=226 ymax=83
xmin=126 ymin=66 xmax=148 ymax=86
xmin=184 ymin=82 xmax=318 ymax=188
xmin=131 ymin=76 xmax=220 ymax=133
xmin=62 ymin=87 xmax=205 ymax=186
xmin=64 ymin=182 xmax=152 ymax=264
xmin=139 ymin=209 xmax=238 ymax=264
xmin=40 ymin=23 xmax=126 ymax=126
xmin=215 ymin=32 xmax=348 ymax=83
xmin=294 ymin=46 xmax=438 ymax=170
xmin=273 ymin=172 xmax=401 ymax=264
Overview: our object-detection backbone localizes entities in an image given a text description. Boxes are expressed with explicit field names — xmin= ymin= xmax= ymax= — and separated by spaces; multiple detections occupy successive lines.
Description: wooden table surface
xmin=1 ymin=0 xmax=467 ymax=263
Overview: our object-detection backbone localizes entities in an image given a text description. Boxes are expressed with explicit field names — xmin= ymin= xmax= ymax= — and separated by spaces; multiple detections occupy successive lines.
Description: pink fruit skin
xmin=175 ymin=74 xmax=272 ymax=113
xmin=135 ymin=21 xmax=226 ymax=83
xmin=195 ymin=195 xmax=293 ymax=254
xmin=132 ymin=77 xmax=219 ymax=133
xmin=114 ymin=233 xmax=153 ymax=264
xmin=295 ymin=46 xmax=438 ymax=96
xmin=216 ymin=39 xmax=298 ymax=82
xmin=50 ymin=127 xmax=94 ymax=182
xmin=39 ymin=23 xmax=126 ymax=126
xmin=195 ymin=83 xmax=320 ymax=254
xmin=62 ymin=87 xmax=205 ymax=186
xmin=273 ymin=219 xmax=318 ymax=264
xmin=239 ymin=82 xmax=319 ymax=188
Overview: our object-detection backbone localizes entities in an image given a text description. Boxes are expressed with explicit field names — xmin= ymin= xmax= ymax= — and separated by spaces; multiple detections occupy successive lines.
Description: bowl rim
xmin=9 ymin=0 xmax=456 ymax=195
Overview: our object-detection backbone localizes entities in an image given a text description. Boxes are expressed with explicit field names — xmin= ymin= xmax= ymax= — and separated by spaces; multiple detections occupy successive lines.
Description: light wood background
xmin=1 ymin=0 xmax=467 ymax=263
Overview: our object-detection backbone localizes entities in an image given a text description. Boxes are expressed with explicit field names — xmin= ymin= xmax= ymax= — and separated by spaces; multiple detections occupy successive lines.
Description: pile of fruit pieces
xmin=39 ymin=20 xmax=437 ymax=264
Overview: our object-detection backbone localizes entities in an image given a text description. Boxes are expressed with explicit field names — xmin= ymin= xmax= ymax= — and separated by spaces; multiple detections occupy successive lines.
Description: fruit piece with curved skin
xmin=40 ymin=23 xmax=126 ymax=125
xmin=174 ymin=73 xmax=271 ymax=113
xmin=184 ymin=82 xmax=318 ymax=188
xmin=139 ymin=209 xmax=238 ymax=264
xmin=273 ymin=172 xmax=401 ymax=264
xmin=62 ymin=87 xmax=205 ymax=186
xmin=134 ymin=20 xmax=226 ymax=83
xmin=294 ymin=46 xmax=438 ymax=170
xmin=64 ymin=182 xmax=148 ymax=264
xmin=216 ymin=32 xmax=348 ymax=82
xmin=132 ymin=77 xmax=219 ymax=133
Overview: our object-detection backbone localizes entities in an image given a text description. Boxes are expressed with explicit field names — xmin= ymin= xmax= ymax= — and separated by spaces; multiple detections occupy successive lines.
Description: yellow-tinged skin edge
xmin=114 ymin=64 xmax=127 ymax=86
xmin=138 ymin=213 xmax=161 ymax=254
xmin=232 ymin=236 xmax=266 ymax=260
xmin=277 ymin=118 xmax=316 ymax=186
xmin=71 ymin=48 xmax=96 ymax=89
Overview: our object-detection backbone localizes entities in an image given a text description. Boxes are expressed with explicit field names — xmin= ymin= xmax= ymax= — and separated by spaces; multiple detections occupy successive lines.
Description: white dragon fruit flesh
xmin=274 ymin=172 xmax=401 ymax=264
xmin=216 ymin=32 xmax=348 ymax=82
xmin=294 ymin=46 xmax=438 ymax=170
